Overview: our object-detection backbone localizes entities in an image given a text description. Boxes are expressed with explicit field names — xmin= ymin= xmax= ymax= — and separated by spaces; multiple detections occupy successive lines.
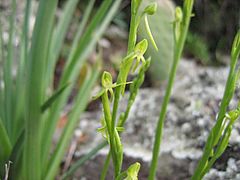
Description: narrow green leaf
xmin=0 ymin=118 xmax=12 ymax=176
xmin=45 ymin=65 xmax=100 ymax=179
xmin=47 ymin=0 xmax=79 ymax=88
xmin=8 ymin=131 xmax=24 ymax=179
xmin=12 ymin=0 xmax=31 ymax=143
xmin=50 ymin=0 xmax=79 ymax=62
xmin=68 ymin=0 xmax=96 ymax=63
xmin=0 ymin=118 xmax=11 ymax=158
xmin=62 ymin=141 xmax=108 ymax=179
xmin=3 ymin=0 xmax=16 ymax=140
xmin=24 ymin=0 xmax=58 ymax=179
xmin=41 ymin=83 xmax=70 ymax=113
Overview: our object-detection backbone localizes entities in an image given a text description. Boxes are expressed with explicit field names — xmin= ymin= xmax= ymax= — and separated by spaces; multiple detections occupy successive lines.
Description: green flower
xmin=97 ymin=117 xmax=125 ymax=141
xmin=93 ymin=71 xmax=132 ymax=101
xmin=143 ymin=3 xmax=157 ymax=15
xmin=225 ymin=102 xmax=240 ymax=124
xmin=124 ymin=162 xmax=141 ymax=180
xmin=133 ymin=39 xmax=148 ymax=71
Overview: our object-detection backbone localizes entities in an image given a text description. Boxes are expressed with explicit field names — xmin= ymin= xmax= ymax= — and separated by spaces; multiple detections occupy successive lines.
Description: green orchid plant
xmin=94 ymin=39 xmax=153 ymax=179
xmin=192 ymin=30 xmax=240 ymax=180
xmin=92 ymin=1 xmax=158 ymax=179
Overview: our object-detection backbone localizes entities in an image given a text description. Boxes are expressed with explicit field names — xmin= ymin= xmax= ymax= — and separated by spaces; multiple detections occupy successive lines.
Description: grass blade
xmin=45 ymin=65 xmax=99 ymax=179
xmin=24 ymin=0 xmax=58 ymax=179
xmin=62 ymin=141 xmax=107 ymax=179
xmin=0 ymin=118 xmax=12 ymax=176
xmin=3 ymin=0 xmax=16 ymax=140
xmin=47 ymin=0 xmax=80 ymax=88
xmin=8 ymin=131 xmax=24 ymax=179
xmin=12 ymin=0 xmax=31 ymax=143
xmin=0 ymin=22 xmax=5 ymax=130
xmin=67 ymin=0 xmax=96 ymax=63
xmin=50 ymin=0 xmax=79 ymax=63
xmin=41 ymin=83 xmax=70 ymax=113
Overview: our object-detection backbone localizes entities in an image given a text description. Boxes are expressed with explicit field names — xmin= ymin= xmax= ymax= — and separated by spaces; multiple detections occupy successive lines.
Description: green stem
xmin=148 ymin=1 xmax=194 ymax=179
xmin=127 ymin=4 xmax=138 ymax=54
xmin=100 ymin=150 xmax=111 ymax=180
xmin=102 ymin=92 xmax=121 ymax=177
xmin=111 ymin=0 xmax=140 ymax=127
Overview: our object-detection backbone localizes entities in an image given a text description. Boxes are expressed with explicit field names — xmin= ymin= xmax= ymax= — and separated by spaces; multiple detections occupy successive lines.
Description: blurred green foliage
xmin=185 ymin=32 xmax=210 ymax=65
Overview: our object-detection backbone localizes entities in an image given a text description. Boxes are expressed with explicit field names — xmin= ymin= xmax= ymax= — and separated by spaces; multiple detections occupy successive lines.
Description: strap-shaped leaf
xmin=46 ymin=0 xmax=80 ymax=88
xmin=3 ymin=0 xmax=16 ymax=141
xmin=24 ymin=0 xmax=58 ymax=179
xmin=0 ymin=119 xmax=11 ymax=156
xmin=8 ymin=131 xmax=24 ymax=179
xmin=45 ymin=64 xmax=100 ymax=179
xmin=0 ymin=118 xmax=12 ymax=176
xmin=41 ymin=83 xmax=70 ymax=113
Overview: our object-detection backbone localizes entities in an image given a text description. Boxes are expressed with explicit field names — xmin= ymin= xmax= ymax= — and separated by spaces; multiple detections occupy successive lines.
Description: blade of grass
xmin=50 ymin=0 xmax=79 ymax=64
xmin=0 ymin=118 xmax=12 ymax=176
xmin=0 ymin=20 xmax=5 ymax=129
xmin=41 ymin=82 xmax=70 ymax=113
xmin=24 ymin=0 xmax=58 ymax=179
xmin=45 ymin=65 xmax=99 ymax=179
xmin=8 ymin=131 xmax=24 ymax=179
xmin=3 ymin=0 xmax=16 ymax=140
xmin=100 ymin=150 xmax=111 ymax=180
xmin=47 ymin=0 xmax=80 ymax=88
xmin=67 ymin=0 xmax=96 ymax=63
xmin=12 ymin=0 xmax=31 ymax=143
xmin=0 ymin=16 xmax=4 ymax=63
xmin=60 ymin=0 xmax=112 ymax=85
xmin=62 ymin=141 xmax=107 ymax=179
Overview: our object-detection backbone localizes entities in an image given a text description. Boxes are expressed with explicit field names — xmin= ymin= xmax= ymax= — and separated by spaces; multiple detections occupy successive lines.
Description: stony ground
xmin=71 ymin=59 xmax=240 ymax=180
